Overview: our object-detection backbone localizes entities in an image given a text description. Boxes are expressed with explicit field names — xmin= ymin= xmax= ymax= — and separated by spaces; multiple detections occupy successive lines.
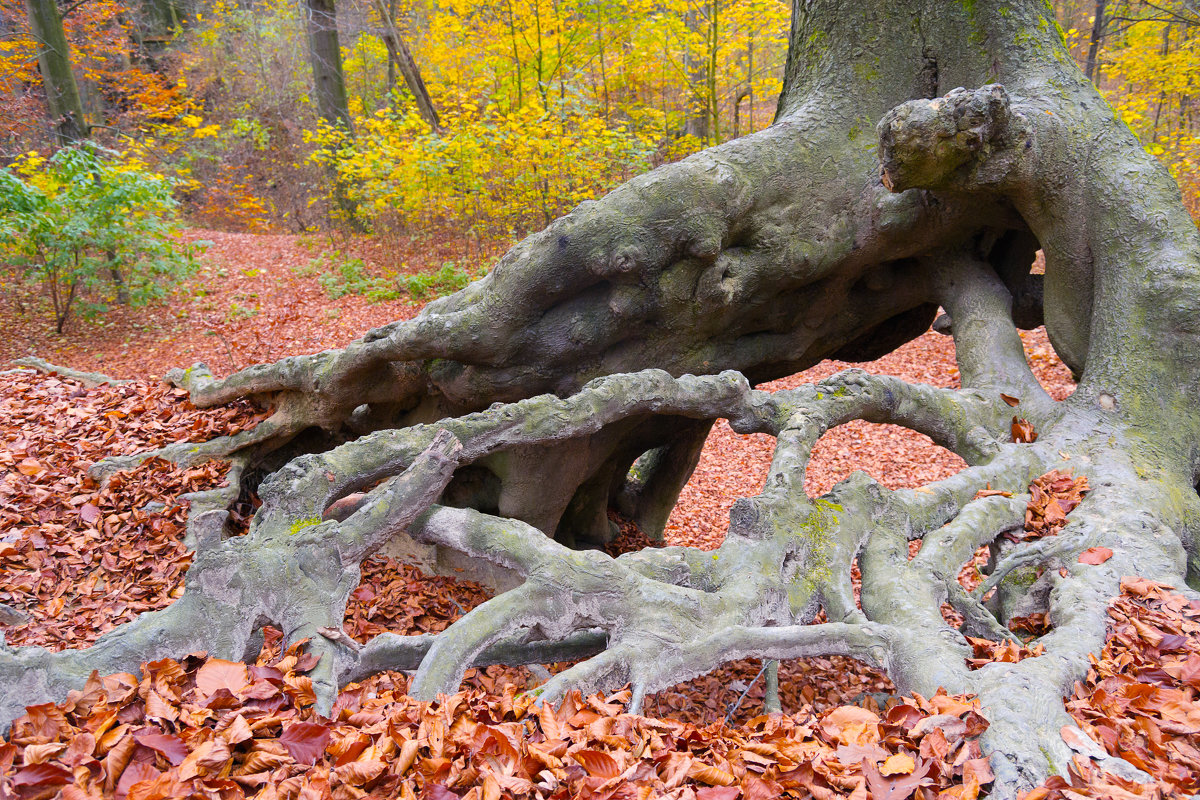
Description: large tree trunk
xmin=24 ymin=0 xmax=87 ymax=144
xmin=6 ymin=1 xmax=1200 ymax=794
xmin=303 ymin=0 xmax=352 ymax=132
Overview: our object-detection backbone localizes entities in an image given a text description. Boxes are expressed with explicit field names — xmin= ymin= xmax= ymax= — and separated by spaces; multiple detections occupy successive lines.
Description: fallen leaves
xmin=0 ymin=647 xmax=998 ymax=800
xmin=1016 ymin=469 xmax=1091 ymax=543
xmin=343 ymin=557 xmax=492 ymax=643
xmin=0 ymin=319 xmax=1142 ymax=800
xmin=1022 ymin=577 xmax=1200 ymax=798
xmin=965 ymin=637 xmax=1046 ymax=670
xmin=1011 ymin=417 xmax=1038 ymax=443
xmin=0 ymin=370 xmax=264 ymax=650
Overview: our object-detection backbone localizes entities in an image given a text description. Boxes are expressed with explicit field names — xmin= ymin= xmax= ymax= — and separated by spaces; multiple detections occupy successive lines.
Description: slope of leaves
xmin=0 ymin=370 xmax=262 ymax=647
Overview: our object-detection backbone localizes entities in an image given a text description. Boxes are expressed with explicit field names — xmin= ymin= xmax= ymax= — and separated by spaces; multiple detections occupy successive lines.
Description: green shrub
xmin=0 ymin=145 xmax=198 ymax=333
xmin=398 ymin=262 xmax=473 ymax=301
xmin=313 ymin=254 xmax=474 ymax=303
xmin=316 ymin=256 xmax=398 ymax=300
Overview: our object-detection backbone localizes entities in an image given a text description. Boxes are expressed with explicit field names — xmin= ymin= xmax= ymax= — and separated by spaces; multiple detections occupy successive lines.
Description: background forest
xmin=2 ymin=0 xmax=790 ymax=237
xmin=1 ymin=0 xmax=1195 ymax=241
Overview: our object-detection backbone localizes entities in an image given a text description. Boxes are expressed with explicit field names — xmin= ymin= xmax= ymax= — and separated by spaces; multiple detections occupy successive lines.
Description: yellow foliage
xmin=307 ymin=0 xmax=790 ymax=235
xmin=1060 ymin=3 xmax=1200 ymax=219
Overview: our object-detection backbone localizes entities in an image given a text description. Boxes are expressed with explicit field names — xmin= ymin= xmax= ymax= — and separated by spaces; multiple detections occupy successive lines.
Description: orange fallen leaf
xmin=1078 ymin=547 xmax=1113 ymax=565
xmin=1012 ymin=417 xmax=1037 ymax=443
xmin=880 ymin=752 xmax=915 ymax=775
xmin=17 ymin=457 xmax=45 ymax=476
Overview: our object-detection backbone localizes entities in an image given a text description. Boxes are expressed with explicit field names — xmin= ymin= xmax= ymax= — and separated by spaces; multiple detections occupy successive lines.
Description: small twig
xmin=317 ymin=626 xmax=363 ymax=652
xmin=84 ymin=123 xmax=136 ymax=143
xmin=723 ymin=661 xmax=769 ymax=725
xmin=59 ymin=0 xmax=96 ymax=20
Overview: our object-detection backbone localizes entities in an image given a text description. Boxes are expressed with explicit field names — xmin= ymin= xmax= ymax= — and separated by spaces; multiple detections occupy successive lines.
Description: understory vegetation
xmin=0 ymin=145 xmax=198 ymax=332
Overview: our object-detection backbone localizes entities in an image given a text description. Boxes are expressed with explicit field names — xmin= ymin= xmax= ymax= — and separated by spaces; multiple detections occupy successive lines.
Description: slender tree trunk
xmin=385 ymin=0 xmax=397 ymax=91
xmin=23 ymin=0 xmax=87 ymax=144
xmin=593 ymin=0 xmax=609 ymax=121
xmin=108 ymin=252 xmax=129 ymax=305
xmin=683 ymin=5 xmax=709 ymax=141
xmin=707 ymin=0 xmax=719 ymax=142
xmin=303 ymin=0 xmax=353 ymax=133
xmin=302 ymin=0 xmax=360 ymax=227
xmin=371 ymin=0 xmax=441 ymax=132
xmin=1084 ymin=0 xmax=1105 ymax=81
xmin=1152 ymin=23 xmax=1171 ymax=135
xmin=504 ymin=0 xmax=523 ymax=110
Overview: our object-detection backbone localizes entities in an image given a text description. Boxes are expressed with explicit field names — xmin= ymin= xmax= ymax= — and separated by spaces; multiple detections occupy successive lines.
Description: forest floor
xmin=1 ymin=233 xmax=1197 ymax=799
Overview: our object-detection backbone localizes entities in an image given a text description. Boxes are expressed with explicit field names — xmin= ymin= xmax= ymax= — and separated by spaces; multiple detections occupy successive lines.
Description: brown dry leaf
xmin=278 ymin=722 xmax=332 ymax=767
xmin=687 ymin=761 xmax=737 ymax=786
xmin=332 ymin=759 xmax=386 ymax=786
xmin=130 ymin=730 xmax=186 ymax=766
xmin=1011 ymin=417 xmax=1038 ymax=443
xmin=12 ymin=761 xmax=74 ymax=789
xmin=820 ymin=706 xmax=881 ymax=745
xmin=196 ymin=659 xmax=250 ymax=697
xmin=392 ymin=738 xmax=420 ymax=777
xmin=1078 ymin=547 xmax=1114 ymax=565
xmin=17 ymin=457 xmax=46 ymax=476
xmin=572 ymin=748 xmax=620 ymax=778
xmin=880 ymin=752 xmax=915 ymax=775
xmin=20 ymin=742 xmax=67 ymax=764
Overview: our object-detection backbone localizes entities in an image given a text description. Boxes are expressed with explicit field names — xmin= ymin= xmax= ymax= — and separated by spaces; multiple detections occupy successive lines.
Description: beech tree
xmin=5 ymin=0 xmax=1200 ymax=793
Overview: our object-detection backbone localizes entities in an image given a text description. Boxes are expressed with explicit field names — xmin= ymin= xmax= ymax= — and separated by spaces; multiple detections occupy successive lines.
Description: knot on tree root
xmin=879 ymin=84 xmax=1029 ymax=193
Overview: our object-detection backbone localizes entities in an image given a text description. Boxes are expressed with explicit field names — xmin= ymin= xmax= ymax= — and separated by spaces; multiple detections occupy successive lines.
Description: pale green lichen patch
xmin=792 ymin=497 xmax=842 ymax=587
xmin=289 ymin=517 xmax=323 ymax=535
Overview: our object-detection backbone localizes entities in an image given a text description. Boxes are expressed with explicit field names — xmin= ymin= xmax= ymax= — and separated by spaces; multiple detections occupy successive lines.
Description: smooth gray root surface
xmin=5 ymin=1 xmax=1200 ymax=796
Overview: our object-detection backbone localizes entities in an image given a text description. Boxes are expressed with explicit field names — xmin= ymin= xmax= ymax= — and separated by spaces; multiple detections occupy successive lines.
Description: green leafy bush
xmin=312 ymin=253 xmax=474 ymax=303
xmin=399 ymin=263 xmax=473 ymax=301
xmin=0 ymin=145 xmax=198 ymax=332
xmin=316 ymin=256 xmax=398 ymax=300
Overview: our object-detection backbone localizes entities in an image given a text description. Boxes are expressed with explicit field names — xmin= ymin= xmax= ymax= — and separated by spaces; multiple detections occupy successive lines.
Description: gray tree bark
xmin=23 ymin=0 xmax=87 ymax=144
xmin=303 ymin=0 xmax=353 ymax=132
xmin=302 ymin=0 xmax=359 ymax=226
xmin=5 ymin=1 xmax=1200 ymax=795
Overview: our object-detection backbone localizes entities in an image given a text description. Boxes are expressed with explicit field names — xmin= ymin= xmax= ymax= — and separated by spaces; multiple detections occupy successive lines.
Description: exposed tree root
xmin=9 ymin=350 xmax=1196 ymax=795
